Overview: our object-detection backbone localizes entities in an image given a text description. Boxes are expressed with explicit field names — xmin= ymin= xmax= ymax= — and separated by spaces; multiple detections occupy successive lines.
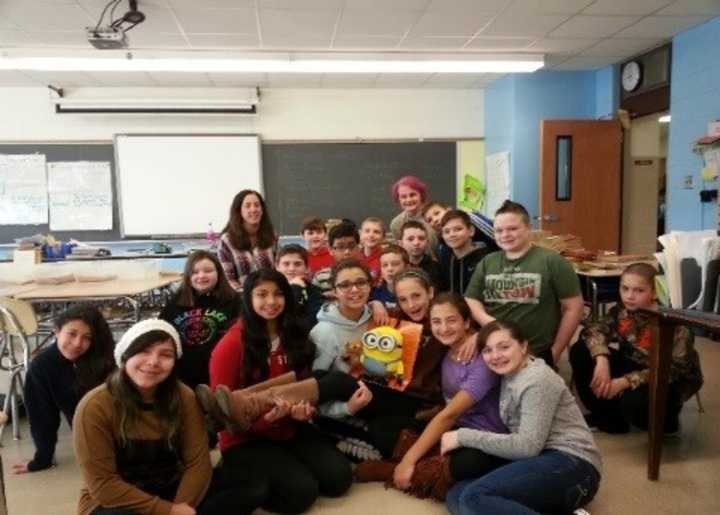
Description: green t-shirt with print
xmin=465 ymin=245 xmax=581 ymax=354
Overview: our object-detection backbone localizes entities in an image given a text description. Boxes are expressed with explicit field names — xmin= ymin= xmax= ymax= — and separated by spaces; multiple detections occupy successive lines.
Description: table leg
xmin=647 ymin=319 xmax=674 ymax=480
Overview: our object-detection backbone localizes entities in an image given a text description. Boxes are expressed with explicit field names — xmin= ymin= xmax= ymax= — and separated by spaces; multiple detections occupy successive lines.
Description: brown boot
xmin=355 ymin=460 xmax=397 ymax=483
xmin=215 ymin=385 xmax=276 ymax=432
xmin=238 ymin=371 xmax=297 ymax=395
xmin=407 ymin=455 xmax=453 ymax=501
xmin=195 ymin=384 xmax=231 ymax=434
xmin=266 ymin=378 xmax=319 ymax=405
xmin=391 ymin=429 xmax=421 ymax=461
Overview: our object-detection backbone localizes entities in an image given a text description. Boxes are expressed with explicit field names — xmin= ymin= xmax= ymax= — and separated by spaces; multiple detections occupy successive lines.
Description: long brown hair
xmin=175 ymin=250 xmax=236 ymax=308
xmin=222 ymin=189 xmax=276 ymax=251
xmin=106 ymin=330 xmax=182 ymax=448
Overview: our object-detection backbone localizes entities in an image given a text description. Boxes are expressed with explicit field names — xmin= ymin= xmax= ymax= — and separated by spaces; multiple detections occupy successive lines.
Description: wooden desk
xmin=640 ymin=307 xmax=720 ymax=480
xmin=0 ymin=282 xmax=39 ymax=299
xmin=14 ymin=274 xmax=181 ymax=322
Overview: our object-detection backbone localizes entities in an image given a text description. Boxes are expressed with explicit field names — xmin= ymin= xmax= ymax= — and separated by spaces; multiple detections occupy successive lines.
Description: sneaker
xmin=337 ymin=438 xmax=382 ymax=463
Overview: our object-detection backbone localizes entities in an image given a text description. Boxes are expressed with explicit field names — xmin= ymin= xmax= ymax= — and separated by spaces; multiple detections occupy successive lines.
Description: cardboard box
xmin=13 ymin=249 xmax=41 ymax=265
xmin=709 ymin=121 xmax=720 ymax=137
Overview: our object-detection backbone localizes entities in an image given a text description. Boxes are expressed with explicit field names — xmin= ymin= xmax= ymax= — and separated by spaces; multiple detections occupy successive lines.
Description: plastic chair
xmin=0 ymin=297 xmax=37 ymax=444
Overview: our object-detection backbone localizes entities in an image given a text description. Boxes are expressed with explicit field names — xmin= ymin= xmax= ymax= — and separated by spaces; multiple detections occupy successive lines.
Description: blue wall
xmin=595 ymin=65 xmax=618 ymax=120
xmin=484 ymin=70 xmax=599 ymax=217
xmin=667 ymin=16 xmax=720 ymax=231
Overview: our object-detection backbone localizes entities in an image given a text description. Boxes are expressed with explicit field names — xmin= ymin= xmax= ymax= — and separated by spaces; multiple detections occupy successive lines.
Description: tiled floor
xmin=2 ymin=338 xmax=719 ymax=515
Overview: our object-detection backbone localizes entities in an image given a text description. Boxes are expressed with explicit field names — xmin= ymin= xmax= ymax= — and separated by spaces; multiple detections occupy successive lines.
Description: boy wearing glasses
xmin=312 ymin=221 xmax=362 ymax=297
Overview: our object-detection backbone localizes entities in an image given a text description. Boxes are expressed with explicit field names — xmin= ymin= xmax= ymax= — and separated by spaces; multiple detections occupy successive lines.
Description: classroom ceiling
xmin=0 ymin=0 xmax=718 ymax=89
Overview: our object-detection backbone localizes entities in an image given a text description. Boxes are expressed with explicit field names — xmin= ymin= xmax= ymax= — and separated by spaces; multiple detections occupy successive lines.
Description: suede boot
xmin=195 ymin=384 xmax=231 ymax=434
xmin=355 ymin=460 xmax=397 ymax=483
xmin=266 ymin=378 xmax=320 ymax=405
xmin=408 ymin=454 xmax=453 ymax=501
xmin=215 ymin=385 xmax=276 ymax=432
xmin=238 ymin=371 xmax=297 ymax=395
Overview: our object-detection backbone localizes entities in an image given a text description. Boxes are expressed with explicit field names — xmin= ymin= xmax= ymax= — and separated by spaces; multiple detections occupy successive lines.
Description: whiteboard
xmin=115 ymin=135 xmax=262 ymax=237
xmin=48 ymin=161 xmax=113 ymax=231
xmin=0 ymin=154 xmax=48 ymax=225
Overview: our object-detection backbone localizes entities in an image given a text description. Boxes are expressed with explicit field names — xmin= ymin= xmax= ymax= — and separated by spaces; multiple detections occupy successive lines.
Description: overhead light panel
xmin=0 ymin=53 xmax=544 ymax=74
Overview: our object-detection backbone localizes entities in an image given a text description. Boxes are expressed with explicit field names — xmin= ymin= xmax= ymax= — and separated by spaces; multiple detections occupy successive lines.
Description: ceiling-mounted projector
xmin=86 ymin=26 xmax=127 ymax=50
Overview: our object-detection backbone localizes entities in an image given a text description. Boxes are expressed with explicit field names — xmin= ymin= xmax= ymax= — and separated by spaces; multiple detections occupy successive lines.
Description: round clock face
xmin=622 ymin=61 xmax=642 ymax=92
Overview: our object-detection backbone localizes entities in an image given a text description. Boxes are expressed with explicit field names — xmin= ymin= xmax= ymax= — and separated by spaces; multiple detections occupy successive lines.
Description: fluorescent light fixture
xmin=0 ymin=53 xmax=544 ymax=74
xmin=658 ymin=115 xmax=671 ymax=123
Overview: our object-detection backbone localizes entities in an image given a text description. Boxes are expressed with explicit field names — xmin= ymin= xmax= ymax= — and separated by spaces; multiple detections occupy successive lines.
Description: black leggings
xmin=221 ymin=423 xmax=353 ymax=514
xmin=448 ymin=447 xmax=509 ymax=482
xmin=89 ymin=466 xmax=266 ymax=515
xmin=570 ymin=341 xmax=683 ymax=432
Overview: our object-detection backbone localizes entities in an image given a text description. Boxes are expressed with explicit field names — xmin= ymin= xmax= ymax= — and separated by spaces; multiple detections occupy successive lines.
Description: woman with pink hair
xmin=389 ymin=175 xmax=438 ymax=250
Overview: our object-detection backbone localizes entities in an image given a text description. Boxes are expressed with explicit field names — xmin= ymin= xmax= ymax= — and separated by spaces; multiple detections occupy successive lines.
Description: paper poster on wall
xmin=48 ymin=161 xmax=113 ymax=231
xmin=485 ymin=151 xmax=511 ymax=216
xmin=456 ymin=141 xmax=486 ymax=211
xmin=0 ymin=154 xmax=49 ymax=225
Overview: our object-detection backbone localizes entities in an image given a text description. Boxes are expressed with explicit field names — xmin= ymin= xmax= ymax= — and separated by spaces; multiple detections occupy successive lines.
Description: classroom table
xmin=640 ymin=307 xmax=719 ymax=481
xmin=0 ymin=282 xmax=40 ymax=299
xmin=575 ymin=267 xmax=622 ymax=319
xmin=13 ymin=274 xmax=181 ymax=323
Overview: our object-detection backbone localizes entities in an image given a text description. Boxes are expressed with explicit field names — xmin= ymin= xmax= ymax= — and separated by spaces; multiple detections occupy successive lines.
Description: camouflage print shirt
xmin=581 ymin=305 xmax=703 ymax=402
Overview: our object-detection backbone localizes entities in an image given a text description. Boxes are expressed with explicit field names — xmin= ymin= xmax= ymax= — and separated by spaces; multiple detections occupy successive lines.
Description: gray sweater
xmin=457 ymin=358 xmax=602 ymax=474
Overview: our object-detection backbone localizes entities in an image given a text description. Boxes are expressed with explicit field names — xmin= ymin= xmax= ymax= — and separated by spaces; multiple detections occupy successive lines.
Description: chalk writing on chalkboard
xmin=48 ymin=161 xmax=113 ymax=231
xmin=0 ymin=154 xmax=48 ymax=225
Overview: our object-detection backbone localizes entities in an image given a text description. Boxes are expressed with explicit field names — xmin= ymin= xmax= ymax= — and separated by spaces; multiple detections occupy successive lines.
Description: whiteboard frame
xmin=113 ymin=133 xmax=263 ymax=239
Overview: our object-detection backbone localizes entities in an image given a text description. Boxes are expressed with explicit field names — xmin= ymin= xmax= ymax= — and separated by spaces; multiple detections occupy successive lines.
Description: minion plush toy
xmin=361 ymin=326 xmax=405 ymax=380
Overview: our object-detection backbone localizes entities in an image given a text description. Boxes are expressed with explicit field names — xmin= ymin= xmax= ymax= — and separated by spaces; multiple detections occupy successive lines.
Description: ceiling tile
xmin=258 ymin=0 xmax=343 ymax=9
xmin=409 ymin=11 xmax=495 ymax=37
xmin=86 ymin=71 xmax=157 ymax=86
xmin=332 ymin=36 xmax=403 ymax=49
xmin=261 ymin=36 xmax=332 ymax=49
xmin=374 ymin=73 xmax=431 ymax=87
xmin=397 ymin=37 xmax=469 ymax=49
xmin=543 ymin=54 xmax=573 ymax=68
xmin=464 ymin=36 xmax=536 ymax=50
xmin=321 ymin=73 xmax=378 ymax=87
xmin=133 ymin=6 xmax=185 ymax=33
xmin=148 ymin=72 xmax=214 ymax=86
xmin=426 ymin=0 xmax=511 ymax=13
xmin=526 ymin=37 xmax=600 ymax=53
xmin=126 ymin=32 xmax=190 ymax=49
xmin=336 ymin=9 xmax=420 ymax=37
xmin=481 ymin=13 xmax=569 ymax=37
xmin=550 ymin=15 xmax=641 ymax=38
xmin=26 ymin=31 xmax=90 ymax=47
xmin=266 ymin=72 xmax=324 ymax=87
xmin=552 ymin=55 xmax=620 ymax=69
xmin=657 ymin=0 xmax=720 ymax=16
xmin=187 ymin=34 xmax=260 ymax=48
xmin=0 ymin=70 xmax=38 ymax=86
xmin=80 ymin=0 xmax=170 ymax=10
xmin=345 ymin=0 xmax=430 ymax=9
xmin=2 ymin=3 xmax=95 ymax=32
xmin=582 ymin=0 xmax=674 ymax=16
xmin=260 ymin=9 xmax=338 ymax=40
xmin=614 ymin=15 xmax=711 ymax=38
xmin=0 ymin=18 xmax=20 ymax=30
xmin=510 ymin=0 xmax=595 ymax=15
xmin=23 ymin=70 xmax=101 ymax=87
xmin=173 ymin=8 xmax=257 ymax=34
xmin=581 ymin=37 xmax=666 ymax=57
xmin=0 ymin=30 xmax=41 ymax=46
xmin=166 ymin=0 xmax=254 ymax=8
xmin=424 ymin=73 xmax=483 ymax=86
xmin=208 ymin=73 xmax=268 ymax=87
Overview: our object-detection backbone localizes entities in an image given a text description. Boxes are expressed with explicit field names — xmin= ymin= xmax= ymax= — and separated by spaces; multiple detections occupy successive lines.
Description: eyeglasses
xmin=332 ymin=243 xmax=358 ymax=252
xmin=335 ymin=279 xmax=371 ymax=292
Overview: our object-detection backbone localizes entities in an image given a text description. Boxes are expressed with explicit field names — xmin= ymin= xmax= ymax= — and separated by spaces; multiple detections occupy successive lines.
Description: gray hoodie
xmin=310 ymin=302 xmax=372 ymax=418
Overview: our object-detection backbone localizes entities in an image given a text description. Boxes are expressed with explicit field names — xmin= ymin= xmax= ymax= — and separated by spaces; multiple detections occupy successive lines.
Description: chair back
xmin=0 ymin=297 xmax=38 ymax=337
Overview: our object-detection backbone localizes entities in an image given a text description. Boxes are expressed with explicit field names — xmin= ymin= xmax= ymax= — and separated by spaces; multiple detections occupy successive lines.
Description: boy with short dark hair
xmin=359 ymin=217 xmax=385 ymax=283
xmin=301 ymin=217 xmax=334 ymax=275
xmin=312 ymin=221 xmax=361 ymax=296
xmin=399 ymin=220 xmax=442 ymax=288
xmin=276 ymin=244 xmax=325 ymax=331
xmin=439 ymin=209 xmax=489 ymax=295
xmin=370 ymin=244 xmax=409 ymax=308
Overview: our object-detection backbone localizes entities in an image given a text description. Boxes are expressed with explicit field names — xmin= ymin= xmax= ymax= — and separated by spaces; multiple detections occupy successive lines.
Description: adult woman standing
xmin=218 ymin=190 xmax=277 ymax=291
xmin=389 ymin=176 xmax=437 ymax=250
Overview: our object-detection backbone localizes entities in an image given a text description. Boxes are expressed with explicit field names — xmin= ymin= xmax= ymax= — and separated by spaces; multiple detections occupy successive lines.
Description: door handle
xmin=534 ymin=213 xmax=560 ymax=222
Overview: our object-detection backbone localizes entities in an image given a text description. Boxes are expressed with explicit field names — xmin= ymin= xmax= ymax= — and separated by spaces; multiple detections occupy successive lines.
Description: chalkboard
xmin=262 ymin=142 xmax=456 ymax=235
xmin=0 ymin=143 xmax=120 ymax=243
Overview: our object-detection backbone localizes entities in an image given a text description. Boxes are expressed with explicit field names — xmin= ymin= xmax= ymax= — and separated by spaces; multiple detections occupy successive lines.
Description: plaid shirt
xmin=217 ymin=233 xmax=275 ymax=291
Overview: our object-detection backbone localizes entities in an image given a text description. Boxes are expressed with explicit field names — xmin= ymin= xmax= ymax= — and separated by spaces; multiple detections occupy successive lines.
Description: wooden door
xmin=540 ymin=120 xmax=622 ymax=252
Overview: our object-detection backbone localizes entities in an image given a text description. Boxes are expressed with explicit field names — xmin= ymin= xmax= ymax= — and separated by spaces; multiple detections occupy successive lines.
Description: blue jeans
xmin=447 ymin=450 xmax=600 ymax=515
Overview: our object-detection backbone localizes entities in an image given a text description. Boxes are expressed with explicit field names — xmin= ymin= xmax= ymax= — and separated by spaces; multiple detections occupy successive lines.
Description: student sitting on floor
xmin=570 ymin=262 xmax=703 ymax=434
xmin=442 ymin=320 xmax=601 ymax=515
xmin=464 ymin=200 xmax=584 ymax=368
xmin=160 ymin=250 xmax=240 ymax=390
xmin=399 ymin=220 xmax=443 ymax=288
xmin=13 ymin=305 xmax=115 ymax=474
xmin=275 ymin=244 xmax=325 ymax=332
xmin=370 ymin=244 xmax=410 ymax=309
xmin=301 ymin=217 xmax=334 ymax=276
xmin=439 ymin=209 xmax=489 ymax=295
xmin=73 ymin=319 xmax=264 ymax=515
xmin=359 ymin=216 xmax=385 ymax=283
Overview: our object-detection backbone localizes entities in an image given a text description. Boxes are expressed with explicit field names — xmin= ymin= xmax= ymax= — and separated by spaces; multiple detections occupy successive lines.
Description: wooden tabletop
xmin=0 ymin=282 xmax=40 ymax=298
xmin=13 ymin=275 xmax=180 ymax=301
